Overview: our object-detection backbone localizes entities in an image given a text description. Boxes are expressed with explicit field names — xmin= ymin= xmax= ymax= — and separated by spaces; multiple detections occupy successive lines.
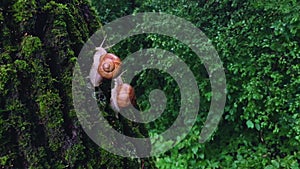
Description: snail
xmin=110 ymin=73 xmax=136 ymax=117
xmin=89 ymin=36 xmax=120 ymax=87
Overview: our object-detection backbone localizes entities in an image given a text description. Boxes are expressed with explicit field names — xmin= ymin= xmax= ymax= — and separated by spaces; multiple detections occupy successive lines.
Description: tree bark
xmin=0 ymin=0 xmax=155 ymax=168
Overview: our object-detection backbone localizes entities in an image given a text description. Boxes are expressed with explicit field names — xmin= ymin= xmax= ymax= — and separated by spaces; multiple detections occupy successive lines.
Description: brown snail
xmin=111 ymin=74 xmax=136 ymax=116
xmin=89 ymin=36 xmax=120 ymax=87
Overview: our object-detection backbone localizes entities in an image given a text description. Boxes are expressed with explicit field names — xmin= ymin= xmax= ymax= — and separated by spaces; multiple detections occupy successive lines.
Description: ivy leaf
xmin=246 ymin=120 xmax=254 ymax=129
xmin=255 ymin=123 xmax=261 ymax=131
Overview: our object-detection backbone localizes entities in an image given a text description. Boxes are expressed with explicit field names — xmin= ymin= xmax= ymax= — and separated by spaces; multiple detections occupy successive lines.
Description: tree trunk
xmin=0 ymin=0 xmax=155 ymax=168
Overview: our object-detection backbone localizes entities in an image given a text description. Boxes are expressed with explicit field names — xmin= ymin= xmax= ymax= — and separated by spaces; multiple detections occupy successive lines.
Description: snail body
xmin=89 ymin=47 xmax=107 ymax=87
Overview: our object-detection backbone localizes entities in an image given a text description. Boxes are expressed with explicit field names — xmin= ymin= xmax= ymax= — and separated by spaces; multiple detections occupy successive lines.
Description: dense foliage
xmin=0 ymin=0 xmax=155 ymax=168
xmin=92 ymin=0 xmax=300 ymax=168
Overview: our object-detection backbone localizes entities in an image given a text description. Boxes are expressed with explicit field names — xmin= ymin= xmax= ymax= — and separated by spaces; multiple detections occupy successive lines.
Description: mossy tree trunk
xmin=0 ymin=0 xmax=155 ymax=168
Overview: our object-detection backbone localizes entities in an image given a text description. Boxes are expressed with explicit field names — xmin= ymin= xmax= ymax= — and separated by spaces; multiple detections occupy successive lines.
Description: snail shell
xmin=117 ymin=83 xmax=135 ymax=108
xmin=111 ymin=75 xmax=136 ymax=115
xmin=97 ymin=53 xmax=121 ymax=79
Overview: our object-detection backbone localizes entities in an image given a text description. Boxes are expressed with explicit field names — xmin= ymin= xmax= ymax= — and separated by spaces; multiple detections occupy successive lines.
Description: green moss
xmin=0 ymin=52 xmax=12 ymax=64
xmin=36 ymin=91 xmax=64 ymax=152
xmin=0 ymin=64 xmax=18 ymax=97
xmin=12 ymin=0 xmax=37 ymax=23
xmin=0 ymin=155 xmax=9 ymax=166
xmin=0 ymin=11 xmax=3 ymax=22
xmin=14 ymin=59 xmax=29 ymax=71
xmin=20 ymin=36 xmax=42 ymax=58
xmin=64 ymin=143 xmax=86 ymax=168
xmin=43 ymin=1 xmax=68 ymax=13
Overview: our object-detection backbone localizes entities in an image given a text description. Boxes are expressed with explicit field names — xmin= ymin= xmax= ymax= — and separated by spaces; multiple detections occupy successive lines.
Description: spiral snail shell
xmin=116 ymin=83 xmax=135 ymax=108
xmin=111 ymin=75 xmax=136 ymax=115
xmin=97 ymin=53 xmax=121 ymax=79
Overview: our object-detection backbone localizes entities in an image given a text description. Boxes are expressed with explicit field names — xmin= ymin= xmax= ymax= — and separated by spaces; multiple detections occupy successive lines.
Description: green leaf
xmin=246 ymin=120 xmax=254 ymax=129
xmin=255 ymin=123 xmax=261 ymax=131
